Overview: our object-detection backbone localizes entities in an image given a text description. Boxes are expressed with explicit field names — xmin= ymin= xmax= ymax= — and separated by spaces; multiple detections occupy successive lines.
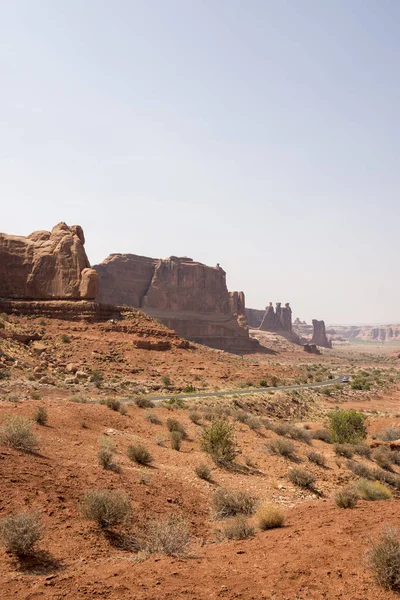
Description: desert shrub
xmin=346 ymin=460 xmax=372 ymax=479
xmin=378 ymin=428 xmax=400 ymax=442
xmin=164 ymin=396 xmax=184 ymax=409
xmin=0 ymin=512 xmax=42 ymax=556
xmin=273 ymin=422 xmax=292 ymax=437
xmin=213 ymin=488 xmax=257 ymax=519
xmin=307 ymin=450 xmax=326 ymax=466
xmin=351 ymin=376 xmax=371 ymax=391
xmin=166 ymin=418 xmax=187 ymax=439
xmin=195 ymin=463 xmax=212 ymax=481
xmin=189 ymin=411 xmax=202 ymax=425
xmin=288 ymin=426 xmax=312 ymax=444
xmin=268 ymin=438 xmax=296 ymax=459
xmin=71 ymin=393 xmax=87 ymax=403
xmin=288 ymin=467 xmax=316 ymax=489
xmin=135 ymin=397 xmax=155 ymax=408
xmin=61 ymin=334 xmax=70 ymax=343
xmin=0 ymin=416 xmax=38 ymax=453
xmin=146 ymin=412 xmax=162 ymax=425
xmin=334 ymin=487 xmax=359 ymax=509
xmin=170 ymin=430 xmax=183 ymax=451
xmin=222 ymin=517 xmax=255 ymax=540
xmin=101 ymin=398 xmax=121 ymax=412
xmin=98 ymin=438 xmax=117 ymax=470
xmin=201 ymin=418 xmax=238 ymax=464
xmin=328 ymin=410 xmax=367 ymax=444
xmin=127 ymin=444 xmax=153 ymax=466
xmin=81 ymin=489 xmax=131 ymax=529
xmin=30 ymin=390 xmax=41 ymax=400
xmin=33 ymin=406 xmax=48 ymax=426
xmin=334 ymin=443 xmax=354 ymax=458
xmin=373 ymin=447 xmax=395 ymax=470
xmin=90 ymin=369 xmax=103 ymax=388
xmin=119 ymin=403 xmax=128 ymax=416
xmin=354 ymin=444 xmax=372 ymax=459
xmin=311 ymin=428 xmax=332 ymax=443
xmin=256 ymin=503 xmax=285 ymax=530
xmin=161 ymin=375 xmax=171 ymax=387
xmin=368 ymin=526 xmax=400 ymax=591
xmin=245 ymin=416 xmax=263 ymax=431
xmin=352 ymin=479 xmax=392 ymax=501
xmin=145 ymin=514 xmax=190 ymax=556
xmin=0 ymin=369 xmax=11 ymax=380
xmin=373 ymin=469 xmax=400 ymax=490
xmin=259 ymin=379 xmax=269 ymax=388
xmin=182 ymin=384 xmax=196 ymax=393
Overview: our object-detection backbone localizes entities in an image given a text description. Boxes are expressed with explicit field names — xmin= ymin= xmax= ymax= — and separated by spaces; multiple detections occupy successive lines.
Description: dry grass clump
xmin=213 ymin=487 xmax=257 ymax=519
xmin=0 ymin=416 xmax=39 ymax=453
xmin=170 ymin=430 xmax=183 ymax=451
xmin=195 ymin=463 xmax=213 ymax=481
xmin=334 ymin=443 xmax=354 ymax=458
xmin=0 ymin=512 xmax=42 ymax=556
xmin=101 ymin=398 xmax=121 ymax=411
xmin=166 ymin=418 xmax=187 ymax=439
xmin=235 ymin=410 xmax=251 ymax=423
xmin=288 ymin=467 xmax=316 ymax=489
xmin=145 ymin=514 xmax=190 ymax=556
xmin=256 ymin=503 xmax=285 ymax=530
xmin=346 ymin=460 xmax=372 ymax=479
xmin=127 ymin=444 xmax=153 ymax=466
xmin=189 ymin=411 xmax=202 ymax=425
xmin=373 ymin=447 xmax=396 ymax=470
xmin=268 ymin=438 xmax=296 ymax=459
xmin=98 ymin=438 xmax=118 ymax=471
xmin=353 ymin=443 xmax=371 ymax=459
xmin=81 ymin=489 xmax=131 ymax=529
xmin=368 ymin=526 xmax=400 ymax=591
xmin=377 ymin=427 xmax=400 ymax=442
xmin=146 ymin=411 xmax=162 ymax=425
xmin=311 ymin=428 xmax=332 ymax=443
xmin=33 ymin=406 xmax=48 ymax=426
xmin=222 ymin=517 xmax=255 ymax=540
xmin=201 ymin=418 xmax=238 ymax=464
xmin=135 ymin=397 xmax=155 ymax=409
xmin=372 ymin=469 xmax=400 ymax=490
xmin=334 ymin=487 xmax=359 ymax=509
xmin=245 ymin=416 xmax=263 ymax=431
xmin=288 ymin=426 xmax=312 ymax=444
xmin=352 ymin=479 xmax=392 ymax=501
xmin=307 ymin=450 xmax=326 ymax=466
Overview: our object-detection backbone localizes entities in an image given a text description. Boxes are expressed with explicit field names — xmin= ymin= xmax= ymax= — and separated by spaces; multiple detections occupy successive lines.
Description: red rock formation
xmin=245 ymin=308 xmax=265 ymax=328
xmin=259 ymin=302 xmax=292 ymax=333
xmin=310 ymin=320 xmax=332 ymax=348
xmin=0 ymin=223 xmax=99 ymax=300
xmin=0 ymin=300 xmax=119 ymax=322
xmin=94 ymin=254 xmax=255 ymax=352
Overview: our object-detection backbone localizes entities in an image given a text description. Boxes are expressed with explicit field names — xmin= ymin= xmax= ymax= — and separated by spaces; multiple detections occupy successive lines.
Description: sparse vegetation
xmin=373 ymin=447 xmax=396 ymax=470
xmin=145 ymin=514 xmax=190 ymax=556
xmin=288 ymin=467 xmax=316 ymax=489
xmin=311 ymin=428 xmax=332 ymax=443
xmin=256 ymin=503 xmax=285 ymax=530
xmin=307 ymin=450 xmax=326 ymax=466
xmin=347 ymin=460 xmax=372 ymax=479
xmin=98 ymin=438 xmax=118 ymax=471
xmin=352 ymin=479 xmax=392 ymax=501
xmin=61 ymin=334 xmax=71 ymax=344
xmin=377 ymin=427 xmax=400 ymax=442
xmin=0 ymin=416 xmax=38 ymax=453
xmin=135 ymin=397 xmax=155 ymax=408
xmin=334 ymin=443 xmax=354 ymax=458
xmin=170 ymin=430 xmax=183 ymax=451
xmin=146 ymin=411 xmax=162 ymax=425
xmin=182 ymin=384 xmax=196 ymax=393
xmin=161 ymin=374 xmax=172 ymax=388
xmin=328 ymin=410 xmax=367 ymax=444
xmin=354 ymin=443 xmax=371 ymax=459
xmin=0 ymin=512 xmax=42 ymax=556
xmin=213 ymin=487 xmax=257 ymax=519
xmin=259 ymin=379 xmax=268 ymax=387
xmin=166 ymin=418 xmax=187 ymax=439
xmin=334 ymin=487 xmax=359 ymax=509
xmin=195 ymin=463 xmax=212 ymax=481
xmin=127 ymin=444 xmax=153 ymax=466
xmin=268 ymin=438 xmax=296 ymax=459
xmin=222 ymin=517 xmax=255 ymax=540
xmin=368 ymin=526 xmax=400 ymax=591
xmin=81 ymin=489 xmax=131 ymax=529
xmin=189 ymin=410 xmax=202 ymax=425
xmin=201 ymin=418 xmax=238 ymax=464
xmin=90 ymin=369 xmax=103 ymax=388
xmin=101 ymin=398 xmax=121 ymax=412
xmin=33 ymin=406 xmax=48 ymax=426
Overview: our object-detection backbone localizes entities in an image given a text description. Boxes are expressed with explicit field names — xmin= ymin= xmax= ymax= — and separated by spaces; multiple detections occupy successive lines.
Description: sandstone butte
xmin=0 ymin=222 xmax=99 ymax=300
xmin=94 ymin=254 xmax=257 ymax=352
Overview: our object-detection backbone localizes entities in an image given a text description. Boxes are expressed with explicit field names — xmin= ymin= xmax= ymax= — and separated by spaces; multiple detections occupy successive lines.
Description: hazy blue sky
xmin=1 ymin=0 xmax=399 ymax=324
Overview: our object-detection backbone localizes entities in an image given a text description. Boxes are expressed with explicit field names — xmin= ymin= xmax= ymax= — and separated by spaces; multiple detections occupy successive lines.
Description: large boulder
xmin=0 ymin=222 xmax=99 ymax=299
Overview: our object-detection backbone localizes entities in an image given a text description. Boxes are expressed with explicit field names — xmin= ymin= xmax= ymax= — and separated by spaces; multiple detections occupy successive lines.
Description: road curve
xmin=122 ymin=375 xmax=350 ymax=404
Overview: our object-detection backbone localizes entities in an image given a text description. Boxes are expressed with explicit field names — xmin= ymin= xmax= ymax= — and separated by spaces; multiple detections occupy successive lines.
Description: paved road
xmin=124 ymin=374 xmax=350 ymax=404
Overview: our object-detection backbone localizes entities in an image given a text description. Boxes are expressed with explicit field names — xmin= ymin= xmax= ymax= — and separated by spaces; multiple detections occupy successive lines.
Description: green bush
xmin=182 ymin=384 xmax=196 ymax=393
xmin=61 ymin=334 xmax=70 ymax=344
xmin=259 ymin=380 xmax=268 ymax=388
xmin=328 ymin=410 xmax=367 ymax=444
xmin=201 ymin=418 xmax=238 ymax=464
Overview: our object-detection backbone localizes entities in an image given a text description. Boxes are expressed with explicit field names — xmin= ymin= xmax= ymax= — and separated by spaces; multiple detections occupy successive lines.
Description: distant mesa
xmin=0 ymin=222 xmax=99 ymax=300
xmin=94 ymin=253 xmax=257 ymax=353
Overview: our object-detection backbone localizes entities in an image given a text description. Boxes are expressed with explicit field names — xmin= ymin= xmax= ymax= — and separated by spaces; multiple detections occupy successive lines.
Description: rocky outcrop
xmin=94 ymin=254 xmax=256 ymax=352
xmin=245 ymin=308 xmax=265 ymax=329
xmin=0 ymin=300 xmax=120 ymax=322
xmin=259 ymin=302 xmax=292 ymax=333
xmin=0 ymin=222 xmax=99 ymax=300
xmin=303 ymin=343 xmax=321 ymax=355
xmin=310 ymin=320 xmax=332 ymax=348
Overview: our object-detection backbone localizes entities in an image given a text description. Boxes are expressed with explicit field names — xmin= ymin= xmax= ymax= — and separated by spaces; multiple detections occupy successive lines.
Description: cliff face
xmin=310 ymin=320 xmax=332 ymax=348
xmin=259 ymin=302 xmax=292 ymax=332
xmin=0 ymin=223 xmax=99 ymax=300
xmin=94 ymin=254 xmax=255 ymax=352
xmin=245 ymin=308 xmax=265 ymax=329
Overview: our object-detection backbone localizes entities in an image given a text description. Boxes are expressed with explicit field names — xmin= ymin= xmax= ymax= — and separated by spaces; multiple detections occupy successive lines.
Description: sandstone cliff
xmin=259 ymin=302 xmax=292 ymax=333
xmin=94 ymin=254 xmax=255 ymax=352
xmin=0 ymin=223 xmax=99 ymax=300
xmin=310 ymin=320 xmax=332 ymax=348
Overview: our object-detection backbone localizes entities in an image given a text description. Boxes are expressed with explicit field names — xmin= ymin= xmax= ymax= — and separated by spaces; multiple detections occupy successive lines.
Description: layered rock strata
xmin=94 ymin=254 xmax=255 ymax=352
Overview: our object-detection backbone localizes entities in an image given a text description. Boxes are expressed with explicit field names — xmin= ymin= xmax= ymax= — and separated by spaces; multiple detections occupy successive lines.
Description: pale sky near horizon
xmin=1 ymin=0 xmax=399 ymax=325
